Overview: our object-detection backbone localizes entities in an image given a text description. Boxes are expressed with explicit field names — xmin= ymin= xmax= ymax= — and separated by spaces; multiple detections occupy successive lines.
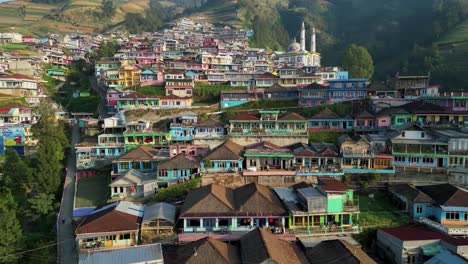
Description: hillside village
xmin=0 ymin=16 xmax=468 ymax=264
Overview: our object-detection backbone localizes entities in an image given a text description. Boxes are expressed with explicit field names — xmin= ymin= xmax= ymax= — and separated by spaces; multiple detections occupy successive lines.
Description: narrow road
xmin=89 ymin=76 xmax=110 ymax=119
xmin=57 ymin=125 xmax=80 ymax=264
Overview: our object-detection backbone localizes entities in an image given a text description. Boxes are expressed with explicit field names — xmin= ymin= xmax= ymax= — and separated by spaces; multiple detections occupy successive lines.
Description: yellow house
xmin=118 ymin=60 xmax=141 ymax=88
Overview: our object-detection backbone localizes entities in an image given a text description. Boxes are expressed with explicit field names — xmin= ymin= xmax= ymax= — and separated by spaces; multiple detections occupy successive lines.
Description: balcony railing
xmin=419 ymin=217 xmax=468 ymax=235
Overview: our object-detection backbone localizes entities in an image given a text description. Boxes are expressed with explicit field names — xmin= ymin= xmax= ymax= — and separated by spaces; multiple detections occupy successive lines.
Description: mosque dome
xmin=287 ymin=41 xmax=301 ymax=53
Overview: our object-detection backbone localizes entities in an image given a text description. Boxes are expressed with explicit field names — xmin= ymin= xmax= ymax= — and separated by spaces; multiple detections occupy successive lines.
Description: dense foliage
xmin=0 ymin=99 xmax=68 ymax=263
xmin=342 ymin=44 xmax=374 ymax=79
xmin=235 ymin=0 xmax=468 ymax=88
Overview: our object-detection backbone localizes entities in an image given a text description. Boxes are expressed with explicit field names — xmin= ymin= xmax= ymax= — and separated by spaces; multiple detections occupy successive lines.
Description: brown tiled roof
xmin=304 ymin=239 xmax=376 ymax=264
xmin=287 ymin=143 xmax=318 ymax=157
xmin=197 ymin=118 xmax=224 ymax=128
xmin=163 ymin=237 xmax=240 ymax=264
xmin=240 ymin=228 xmax=308 ymax=264
xmin=116 ymin=146 xmax=162 ymax=161
xmin=311 ymin=109 xmax=341 ymax=119
xmin=203 ymin=140 xmax=244 ymax=161
xmin=231 ymin=112 xmax=259 ymax=121
xmin=180 ymin=184 xmax=235 ymax=217
xmin=317 ymin=177 xmax=351 ymax=192
xmin=157 ymin=153 xmax=200 ymax=170
xmin=278 ymin=112 xmax=305 ymax=121
xmin=75 ymin=202 xmax=142 ymax=235
xmin=0 ymin=73 xmax=35 ymax=80
xmin=180 ymin=183 xmax=287 ymax=217
xmin=355 ymin=110 xmax=375 ymax=119
xmin=235 ymin=183 xmax=287 ymax=216
xmin=380 ymin=226 xmax=468 ymax=245
xmin=389 ymin=184 xmax=432 ymax=203
xmin=245 ymin=141 xmax=282 ymax=150
xmin=416 ymin=184 xmax=468 ymax=207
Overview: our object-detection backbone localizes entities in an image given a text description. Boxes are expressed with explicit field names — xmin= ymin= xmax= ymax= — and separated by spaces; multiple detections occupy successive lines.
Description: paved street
xmin=90 ymin=76 xmax=110 ymax=119
xmin=57 ymin=125 xmax=80 ymax=264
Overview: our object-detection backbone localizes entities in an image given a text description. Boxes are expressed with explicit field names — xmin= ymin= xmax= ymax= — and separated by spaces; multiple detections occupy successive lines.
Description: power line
xmin=0 ymin=238 xmax=75 ymax=260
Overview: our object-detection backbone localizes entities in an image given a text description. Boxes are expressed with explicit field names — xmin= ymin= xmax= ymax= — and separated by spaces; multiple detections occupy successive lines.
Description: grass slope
xmin=438 ymin=18 xmax=468 ymax=70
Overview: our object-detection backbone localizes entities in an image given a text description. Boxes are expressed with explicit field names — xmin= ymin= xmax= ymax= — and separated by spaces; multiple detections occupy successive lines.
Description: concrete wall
xmin=230 ymin=135 xmax=308 ymax=147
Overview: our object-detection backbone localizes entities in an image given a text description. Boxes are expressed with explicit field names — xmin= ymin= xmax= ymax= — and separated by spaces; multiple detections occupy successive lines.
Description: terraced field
xmin=0 ymin=0 xmax=149 ymax=35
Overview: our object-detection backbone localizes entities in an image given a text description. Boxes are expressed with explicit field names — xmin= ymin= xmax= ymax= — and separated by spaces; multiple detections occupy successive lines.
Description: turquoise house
xmin=201 ymin=140 xmax=244 ymax=172
xmin=156 ymin=154 xmax=200 ymax=187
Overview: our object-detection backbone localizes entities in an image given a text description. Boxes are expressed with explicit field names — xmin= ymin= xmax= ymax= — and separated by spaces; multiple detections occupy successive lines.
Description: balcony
xmin=419 ymin=217 xmax=468 ymax=236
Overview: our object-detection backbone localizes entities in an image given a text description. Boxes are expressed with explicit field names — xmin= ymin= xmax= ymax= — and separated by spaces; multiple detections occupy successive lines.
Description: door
xmin=438 ymin=158 xmax=444 ymax=168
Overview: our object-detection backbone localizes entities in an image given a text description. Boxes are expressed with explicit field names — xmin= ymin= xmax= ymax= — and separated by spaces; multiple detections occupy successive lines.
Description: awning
xmin=421 ymin=244 xmax=441 ymax=256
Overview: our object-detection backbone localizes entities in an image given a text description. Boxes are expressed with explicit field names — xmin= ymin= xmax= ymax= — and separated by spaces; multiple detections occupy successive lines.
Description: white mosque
xmin=276 ymin=22 xmax=321 ymax=67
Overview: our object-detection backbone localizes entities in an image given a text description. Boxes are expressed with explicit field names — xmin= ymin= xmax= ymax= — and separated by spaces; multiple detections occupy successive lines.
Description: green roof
xmin=259 ymin=110 xmax=280 ymax=114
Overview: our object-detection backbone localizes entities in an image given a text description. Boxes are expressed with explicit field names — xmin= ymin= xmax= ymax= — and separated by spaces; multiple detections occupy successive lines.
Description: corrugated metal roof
xmin=78 ymin=243 xmax=163 ymax=264
xmin=143 ymin=202 xmax=176 ymax=224
xmin=115 ymin=201 xmax=144 ymax=217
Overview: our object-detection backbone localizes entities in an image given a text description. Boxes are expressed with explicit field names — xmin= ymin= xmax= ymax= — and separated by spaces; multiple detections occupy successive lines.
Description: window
xmin=120 ymin=163 xmax=129 ymax=170
xmin=120 ymin=187 xmax=124 ymax=193
xmin=416 ymin=205 xmax=423 ymax=214
xmin=446 ymin=211 xmax=460 ymax=220
xmin=402 ymin=132 xmax=405 ymax=137
xmin=421 ymin=132 xmax=425 ymax=138
xmin=189 ymin=219 xmax=200 ymax=227
xmin=218 ymin=219 xmax=229 ymax=226
xmin=120 ymin=233 xmax=130 ymax=240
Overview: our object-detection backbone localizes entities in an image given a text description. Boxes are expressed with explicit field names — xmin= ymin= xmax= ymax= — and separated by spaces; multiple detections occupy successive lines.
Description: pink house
xmin=376 ymin=115 xmax=391 ymax=127
xmin=22 ymin=36 xmax=37 ymax=43
xmin=169 ymin=144 xmax=209 ymax=158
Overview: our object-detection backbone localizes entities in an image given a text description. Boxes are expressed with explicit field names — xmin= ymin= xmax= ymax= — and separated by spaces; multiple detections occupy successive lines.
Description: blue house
xmin=307 ymin=109 xmax=354 ymax=132
xmin=194 ymin=118 xmax=226 ymax=139
xmin=184 ymin=70 xmax=199 ymax=80
xmin=201 ymin=140 xmax=244 ymax=172
xmin=140 ymin=69 xmax=158 ymax=82
xmin=328 ymin=78 xmax=368 ymax=103
xmin=170 ymin=123 xmax=195 ymax=142
xmin=156 ymin=154 xmax=200 ymax=188
xmin=111 ymin=145 xmax=168 ymax=178
xmin=390 ymin=183 xmax=468 ymax=234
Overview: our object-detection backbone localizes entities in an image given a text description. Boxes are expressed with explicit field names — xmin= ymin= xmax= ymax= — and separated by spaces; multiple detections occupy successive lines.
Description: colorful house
xmin=118 ymin=60 xmax=142 ymax=88
xmin=169 ymin=122 xmax=195 ymax=143
xmin=274 ymin=178 xmax=359 ymax=233
xmin=288 ymin=142 xmax=343 ymax=177
xmin=156 ymin=153 xmax=200 ymax=187
xmin=109 ymin=170 xmax=157 ymax=199
xmin=201 ymin=140 xmax=244 ymax=172
xmin=244 ymin=141 xmax=295 ymax=171
xmin=165 ymin=79 xmax=194 ymax=97
xmin=123 ymin=120 xmax=171 ymax=151
xmin=179 ymin=183 xmax=287 ymax=234
xmin=194 ymin=118 xmax=226 ymax=139
xmin=139 ymin=69 xmax=163 ymax=87
xmin=229 ymin=111 xmax=307 ymax=135
xmin=328 ymin=78 xmax=368 ymax=103
xmin=298 ymin=82 xmax=330 ymax=106
xmin=75 ymin=201 xmax=143 ymax=252
xmin=115 ymin=92 xmax=159 ymax=112
xmin=160 ymin=95 xmax=192 ymax=108
xmin=111 ymin=145 xmax=168 ymax=178
xmin=390 ymin=183 xmax=468 ymax=236
xmin=338 ymin=134 xmax=394 ymax=174
xmin=95 ymin=60 xmax=120 ymax=77
xmin=390 ymin=123 xmax=448 ymax=170
xmin=307 ymin=109 xmax=354 ymax=132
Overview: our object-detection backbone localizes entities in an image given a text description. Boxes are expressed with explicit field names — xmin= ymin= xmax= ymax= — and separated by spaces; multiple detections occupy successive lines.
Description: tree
xmin=0 ymin=188 xmax=22 ymax=263
xmin=1 ymin=148 xmax=33 ymax=199
xmin=342 ymin=44 xmax=374 ymax=79
xmin=31 ymin=99 xmax=68 ymax=194
xmin=22 ymin=193 xmax=55 ymax=223
xmin=100 ymin=0 xmax=115 ymax=18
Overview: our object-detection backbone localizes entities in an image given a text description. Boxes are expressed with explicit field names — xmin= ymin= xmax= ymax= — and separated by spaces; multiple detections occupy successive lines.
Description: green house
xmin=274 ymin=178 xmax=359 ymax=234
